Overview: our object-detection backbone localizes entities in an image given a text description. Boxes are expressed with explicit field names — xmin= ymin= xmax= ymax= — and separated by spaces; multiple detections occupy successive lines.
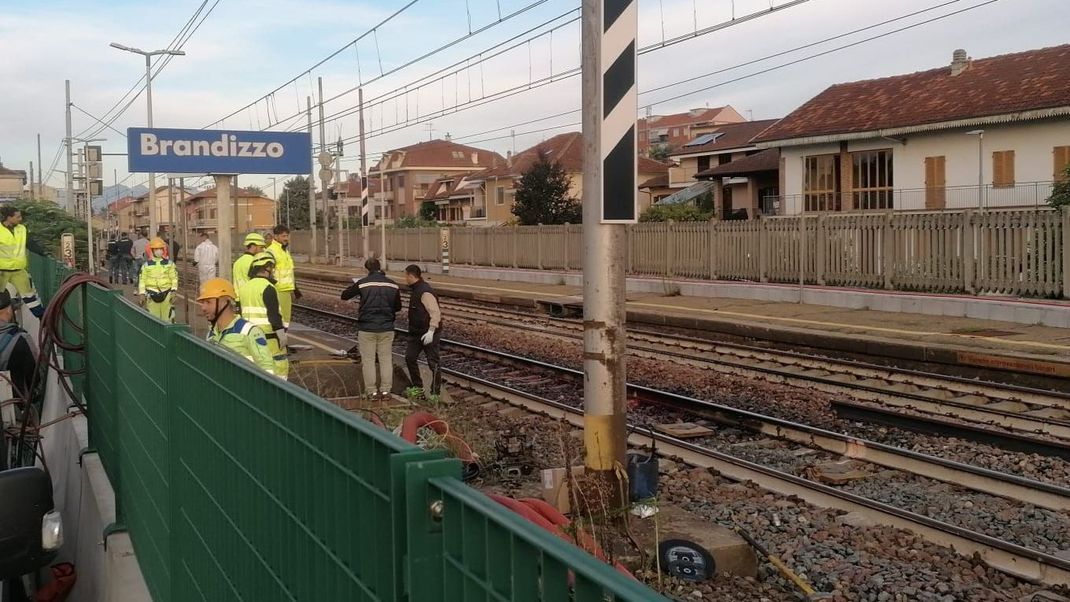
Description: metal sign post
xmin=60 ymin=233 xmax=76 ymax=269
xmin=440 ymin=228 xmax=450 ymax=274
xmin=580 ymin=0 xmax=636 ymax=500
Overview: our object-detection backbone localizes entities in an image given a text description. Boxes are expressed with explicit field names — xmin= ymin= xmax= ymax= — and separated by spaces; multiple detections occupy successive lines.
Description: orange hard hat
xmin=148 ymin=237 xmax=167 ymax=250
xmin=197 ymin=278 xmax=236 ymax=301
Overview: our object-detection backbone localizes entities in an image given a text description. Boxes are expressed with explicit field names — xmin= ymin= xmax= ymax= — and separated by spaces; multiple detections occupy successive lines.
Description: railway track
xmin=291 ymin=302 xmax=1070 ymax=587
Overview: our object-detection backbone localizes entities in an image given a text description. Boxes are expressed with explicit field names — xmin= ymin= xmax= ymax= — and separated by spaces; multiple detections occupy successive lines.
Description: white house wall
xmin=779 ymin=119 xmax=1070 ymax=214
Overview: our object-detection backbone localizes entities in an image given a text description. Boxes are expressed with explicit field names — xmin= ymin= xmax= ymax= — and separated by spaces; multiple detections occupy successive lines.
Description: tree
xmin=419 ymin=201 xmax=438 ymax=222
xmin=244 ymin=184 xmax=266 ymax=196
xmin=1048 ymin=166 xmax=1070 ymax=208
xmin=279 ymin=177 xmax=311 ymax=229
xmin=11 ymin=199 xmax=89 ymax=268
xmin=639 ymin=203 xmax=713 ymax=222
xmin=394 ymin=215 xmax=438 ymax=229
xmin=511 ymin=154 xmax=582 ymax=225
xmin=648 ymin=144 xmax=673 ymax=161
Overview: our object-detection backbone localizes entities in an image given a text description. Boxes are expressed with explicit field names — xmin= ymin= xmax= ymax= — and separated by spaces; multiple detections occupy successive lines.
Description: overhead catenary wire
xmin=341 ymin=0 xmax=997 ymax=151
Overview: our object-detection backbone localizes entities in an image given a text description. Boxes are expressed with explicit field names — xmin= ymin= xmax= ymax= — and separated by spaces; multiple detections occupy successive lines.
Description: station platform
xmin=296 ymin=264 xmax=1070 ymax=382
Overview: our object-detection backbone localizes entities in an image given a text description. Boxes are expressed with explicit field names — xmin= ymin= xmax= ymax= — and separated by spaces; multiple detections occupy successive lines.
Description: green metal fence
xmin=31 ymin=254 xmax=664 ymax=602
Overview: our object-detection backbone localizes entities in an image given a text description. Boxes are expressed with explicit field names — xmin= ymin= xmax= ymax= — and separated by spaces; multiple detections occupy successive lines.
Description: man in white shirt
xmin=193 ymin=232 xmax=219 ymax=285
xmin=131 ymin=230 xmax=149 ymax=285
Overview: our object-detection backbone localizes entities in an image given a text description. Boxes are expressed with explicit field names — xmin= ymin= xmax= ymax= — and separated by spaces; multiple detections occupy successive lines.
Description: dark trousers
xmin=405 ymin=329 xmax=442 ymax=395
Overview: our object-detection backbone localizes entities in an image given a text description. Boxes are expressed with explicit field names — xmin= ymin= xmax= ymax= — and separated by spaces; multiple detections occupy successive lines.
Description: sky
xmin=1 ymin=0 xmax=1068 ymax=201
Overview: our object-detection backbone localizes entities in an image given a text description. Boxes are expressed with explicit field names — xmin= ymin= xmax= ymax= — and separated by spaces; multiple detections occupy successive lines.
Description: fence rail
xmin=288 ymin=207 xmax=1069 ymax=298
xmin=30 ymin=255 xmax=660 ymax=602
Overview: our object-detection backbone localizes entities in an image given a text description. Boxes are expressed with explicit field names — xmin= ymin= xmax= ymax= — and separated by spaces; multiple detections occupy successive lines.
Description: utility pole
xmin=28 ymin=163 xmax=34 ymax=199
xmin=179 ymin=178 xmax=190 ymax=323
xmin=335 ymin=136 xmax=344 ymax=261
xmin=216 ymin=174 xmax=233 ymax=280
xmin=307 ymin=96 xmax=317 ymax=259
xmin=318 ymin=77 xmax=330 ymax=263
xmin=65 ymin=80 xmax=73 ymax=213
xmin=144 ymin=53 xmax=158 ymax=236
xmin=580 ymin=0 xmax=637 ymax=501
xmin=379 ymin=154 xmax=386 ymax=261
xmin=36 ymin=134 xmax=42 ymax=199
xmin=358 ymin=87 xmax=370 ymax=260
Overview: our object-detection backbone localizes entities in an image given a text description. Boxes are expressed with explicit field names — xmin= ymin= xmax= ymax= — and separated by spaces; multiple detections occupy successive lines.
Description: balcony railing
xmin=765 ymin=181 xmax=1058 ymax=214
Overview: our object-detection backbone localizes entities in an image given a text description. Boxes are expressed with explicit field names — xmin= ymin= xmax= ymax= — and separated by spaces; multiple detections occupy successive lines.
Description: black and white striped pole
xmin=581 ymin=0 xmax=635 ymax=495
xmin=358 ymin=87 xmax=371 ymax=260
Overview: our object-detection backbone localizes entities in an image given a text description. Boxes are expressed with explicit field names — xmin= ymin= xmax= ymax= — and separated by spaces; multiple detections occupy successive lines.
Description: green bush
xmin=1048 ymin=165 xmax=1070 ymax=208
xmin=10 ymin=199 xmax=89 ymax=268
xmin=393 ymin=215 xmax=438 ymax=229
xmin=638 ymin=203 xmax=714 ymax=222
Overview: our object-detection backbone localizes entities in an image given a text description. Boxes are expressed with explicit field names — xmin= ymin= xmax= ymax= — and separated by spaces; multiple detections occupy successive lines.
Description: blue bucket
xmin=626 ymin=452 xmax=659 ymax=502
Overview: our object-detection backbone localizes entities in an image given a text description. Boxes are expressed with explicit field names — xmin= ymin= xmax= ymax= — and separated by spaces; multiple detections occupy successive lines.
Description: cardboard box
xmin=540 ymin=466 xmax=585 ymax=514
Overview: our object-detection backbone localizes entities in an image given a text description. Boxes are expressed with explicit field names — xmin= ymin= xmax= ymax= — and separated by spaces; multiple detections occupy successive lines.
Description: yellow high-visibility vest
xmin=238 ymin=277 xmax=275 ymax=333
xmin=0 ymin=224 xmax=28 ymax=271
xmin=266 ymin=241 xmax=295 ymax=292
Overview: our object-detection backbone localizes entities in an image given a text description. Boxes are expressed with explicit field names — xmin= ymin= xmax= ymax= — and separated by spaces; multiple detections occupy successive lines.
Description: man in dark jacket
xmin=402 ymin=264 xmax=442 ymax=396
xmin=114 ymin=232 xmax=134 ymax=284
xmin=341 ymin=258 xmax=401 ymax=399
xmin=0 ymin=291 xmax=37 ymax=398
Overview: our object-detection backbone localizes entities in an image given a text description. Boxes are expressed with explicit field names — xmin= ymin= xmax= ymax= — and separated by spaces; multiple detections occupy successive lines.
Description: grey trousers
xmin=358 ymin=330 xmax=395 ymax=395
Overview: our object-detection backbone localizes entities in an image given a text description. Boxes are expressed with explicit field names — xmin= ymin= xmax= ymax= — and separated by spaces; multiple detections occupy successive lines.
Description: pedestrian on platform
xmin=238 ymin=252 xmax=289 ymax=378
xmin=341 ymin=257 xmax=401 ymax=399
xmin=266 ymin=225 xmax=299 ymax=329
xmin=0 ymin=207 xmax=44 ymax=319
xmin=198 ymin=278 xmax=277 ymax=376
xmin=137 ymin=237 xmax=178 ymax=323
xmin=193 ymin=232 xmax=219 ymax=285
xmin=114 ymin=232 xmax=134 ymax=285
xmin=105 ymin=237 xmax=119 ymax=283
xmin=0 ymin=290 xmax=38 ymax=397
xmin=232 ymin=232 xmax=266 ymax=296
xmin=131 ymin=230 xmax=148 ymax=285
xmin=403 ymin=265 xmax=442 ymax=396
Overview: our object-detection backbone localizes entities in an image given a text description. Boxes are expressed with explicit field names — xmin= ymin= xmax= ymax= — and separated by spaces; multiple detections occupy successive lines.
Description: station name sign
xmin=127 ymin=127 xmax=312 ymax=175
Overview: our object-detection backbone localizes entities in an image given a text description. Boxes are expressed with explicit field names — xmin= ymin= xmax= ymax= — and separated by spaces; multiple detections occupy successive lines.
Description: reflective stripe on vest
xmin=238 ymin=277 xmax=273 ymax=330
xmin=140 ymin=259 xmax=175 ymax=292
xmin=232 ymin=253 xmax=255 ymax=294
xmin=210 ymin=318 xmax=258 ymax=364
xmin=267 ymin=241 xmax=295 ymax=291
xmin=0 ymin=224 xmax=28 ymax=270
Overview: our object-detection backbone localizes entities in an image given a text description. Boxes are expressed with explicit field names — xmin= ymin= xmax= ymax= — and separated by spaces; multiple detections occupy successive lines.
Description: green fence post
xmin=403 ymin=457 xmax=462 ymax=602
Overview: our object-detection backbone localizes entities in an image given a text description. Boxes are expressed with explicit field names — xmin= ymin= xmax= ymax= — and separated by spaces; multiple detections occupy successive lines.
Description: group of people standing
xmin=341 ymin=260 xmax=442 ymax=399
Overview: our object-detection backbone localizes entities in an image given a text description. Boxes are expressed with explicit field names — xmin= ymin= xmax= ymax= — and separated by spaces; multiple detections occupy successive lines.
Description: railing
xmin=30 ymin=254 xmax=660 ymax=602
xmin=767 ymin=181 xmax=1057 ymax=214
xmin=288 ymin=206 xmax=1070 ymax=298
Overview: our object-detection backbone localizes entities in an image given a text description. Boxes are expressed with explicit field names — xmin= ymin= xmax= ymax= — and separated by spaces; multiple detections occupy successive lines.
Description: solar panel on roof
xmin=683 ymin=132 xmax=721 ymax=147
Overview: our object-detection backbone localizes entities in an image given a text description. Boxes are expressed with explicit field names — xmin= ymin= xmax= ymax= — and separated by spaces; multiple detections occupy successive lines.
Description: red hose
xmin=400 ymin=411 xmax=478 ymax=463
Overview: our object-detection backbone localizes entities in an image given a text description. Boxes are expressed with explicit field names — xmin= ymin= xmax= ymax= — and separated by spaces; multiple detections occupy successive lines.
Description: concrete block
xmin=104 ymin=533 xmax=152 ymax=602
xmin=1013 ymin=306 xmax=1045 ymax=325
xmin=645 ymin=507 xmax=757 ymax=579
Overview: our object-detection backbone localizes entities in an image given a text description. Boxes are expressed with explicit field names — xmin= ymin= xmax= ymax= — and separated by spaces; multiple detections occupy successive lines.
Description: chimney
xmin=506 ymin=150 xmax=513 ymax=168
xmin=471 ymin=152 xmax=478 ymax=165
xmin=950 ymin=49 xmax=969 ymax=76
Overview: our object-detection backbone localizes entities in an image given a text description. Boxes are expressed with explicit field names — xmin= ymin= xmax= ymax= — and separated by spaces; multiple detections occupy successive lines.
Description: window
xmin=924 ymin=156 xmax=946 ymax=210
xmin=803 ymin=154 xmax=840 ymax=212
xmin=672 ymin=128 xmax=679 ymax=137
xmin=718 ymin=154 xmax=732 ymax=166
xmin=396 ymin=174 xmax=406 ymax=189
xmin=696 ymin=156 xmax=710 ymax=173
xmin=1054 ymin=146 xmax=1070 ymax=182
xmin=496 ymin=187 xmax=505 ymax=205
xmin=852 ymin=149 xmax=893 ymax=210
xmin=992 ymin=150 xmax=1015 ymax=188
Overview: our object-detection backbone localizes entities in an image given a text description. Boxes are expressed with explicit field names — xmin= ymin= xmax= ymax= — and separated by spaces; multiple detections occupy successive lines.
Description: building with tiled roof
xmin=469 ymin=132 xmax=671 ymax=224
xmin=755 ymin=45 xmax=1070 ymax=214
xmin=638 ymin=106 xmax=746 ymax=156
xmin=0 ymin=161 xmax=27 ymax=201
xmin=371 ymin=139 xmax=505 ymax=221
xmin=182 ymin=186 xmax=275 ymax=234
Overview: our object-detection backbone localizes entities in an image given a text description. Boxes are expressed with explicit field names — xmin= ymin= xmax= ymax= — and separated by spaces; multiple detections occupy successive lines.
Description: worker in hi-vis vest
xmin=232 ymin=232 xmax=266 ymax=300
xmin=238 ymin=252 xmax=289 ymax=378
xmin=137 ymin=237 xmax=179 ymax=323
xmin=0 ymin=206 xmax=44 ymax=319
xmin=265 ymin=225 xmax=299 ymax=329
xmin=198 ymin=278 xmax=277 ymax=376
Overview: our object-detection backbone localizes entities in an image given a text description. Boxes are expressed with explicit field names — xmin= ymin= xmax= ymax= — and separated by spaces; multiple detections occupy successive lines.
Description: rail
xmin=29 ymin=253 xmax=660 ymax=602
xmin=284 ymin=206 xmax=1070 ymax=299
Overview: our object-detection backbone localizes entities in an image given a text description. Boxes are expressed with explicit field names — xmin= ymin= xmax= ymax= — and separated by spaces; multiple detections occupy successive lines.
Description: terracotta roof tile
xmin=696 ymin=149 xmax=780 ymax=178
xmin=639 ymin=174 xmax=669 ymax=189
xmin=669 ymin=119 xmax=780 ymax=156
xmin=755 ymin=45 xmax=1070 ymax=143
xmin=638 ymin=106 xmax=746 ymax=149
xmin=379 ymin=139 xmax=505 ymax=171
xmin=183 ymin=186 xmax=269 ymax=202
xmin=471 ymin=132 xmax=670 ymax=180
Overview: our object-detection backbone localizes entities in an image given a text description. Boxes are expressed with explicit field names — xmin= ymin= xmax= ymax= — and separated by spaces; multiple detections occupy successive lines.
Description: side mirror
xmin=0 ymin=467 xmax=59 ymax=579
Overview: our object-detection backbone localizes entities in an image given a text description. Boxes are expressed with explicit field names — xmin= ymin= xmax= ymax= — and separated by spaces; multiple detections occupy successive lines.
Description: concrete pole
xmin=271 ymin=177 xmax=278 ymax=225
xmin=359 ymin=87 xmax=370 ymax=260
xmin=179 ymin=178 xmax=190 ymax=321
xmin=65 ymin=80 xmax=74 ymax=213
xmin=318 ymin=77 xmax=329 ymax=263
xmin=307 ymin=96 xmax=317 ymax=259
xmin=335 ymin=137 xmax=344 ymax=261
xmin=216 ymin=174 xmax=233 ymax=280
xmin=83 ymin=143 xmax=94 ymax=275
xmin=28 ymin=162 xmax=34 ymax=199
xmin=580 ymin=0 xmax=635 ymax=497
xmin=977 ymin=132 xmax=985 ymax=212
xmin=379 ymin=155 xmax=386 ymax=262
xmin=145 ymin=54 xmax=158 ymax=236
xmin=36 ymin=134 xmax=42 ymax=199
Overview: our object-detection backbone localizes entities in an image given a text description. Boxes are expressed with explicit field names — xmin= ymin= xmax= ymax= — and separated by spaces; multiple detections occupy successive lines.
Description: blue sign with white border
xmin=127 ymin=127 xmax=312 ymax=175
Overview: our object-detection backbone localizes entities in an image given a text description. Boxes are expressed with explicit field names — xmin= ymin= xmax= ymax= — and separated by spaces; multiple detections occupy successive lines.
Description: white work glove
xmin=421 ymin=328 xmax=436 ymax=346
xmin=277 ymin=330 xmax=289 ymax=349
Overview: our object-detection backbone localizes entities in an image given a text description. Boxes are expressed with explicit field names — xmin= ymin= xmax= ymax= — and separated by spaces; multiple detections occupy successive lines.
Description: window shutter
xmin=1055 ymin=146 xmax=1070 ymax=182
xmin=925 ymin=156 xmax=946 ymax=209
xmin=992 ymin=151 xmax=1015 ymax=188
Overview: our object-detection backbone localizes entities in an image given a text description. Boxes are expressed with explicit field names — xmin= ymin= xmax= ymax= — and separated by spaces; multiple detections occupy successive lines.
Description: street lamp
xmin=269 ymin=177 xmax=279 ymax=225
xmin=966 ymin=129 xmax=984 ymax=211
xmin=110 ymin=42 xmax=185 ymax=236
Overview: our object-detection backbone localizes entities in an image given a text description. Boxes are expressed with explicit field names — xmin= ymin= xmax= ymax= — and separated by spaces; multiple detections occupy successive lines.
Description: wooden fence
xmin=287 ymin=207 xmax=1070 ymax=298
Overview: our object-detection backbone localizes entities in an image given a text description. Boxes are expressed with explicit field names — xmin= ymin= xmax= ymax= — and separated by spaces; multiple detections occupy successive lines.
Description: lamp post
xmin=269 ymin=177 xmax=279 ymax=226
xmin=967 ymin=129 xmax=985 ymax=211
xmin=110 ymin=42 xmax=185 ymax=236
